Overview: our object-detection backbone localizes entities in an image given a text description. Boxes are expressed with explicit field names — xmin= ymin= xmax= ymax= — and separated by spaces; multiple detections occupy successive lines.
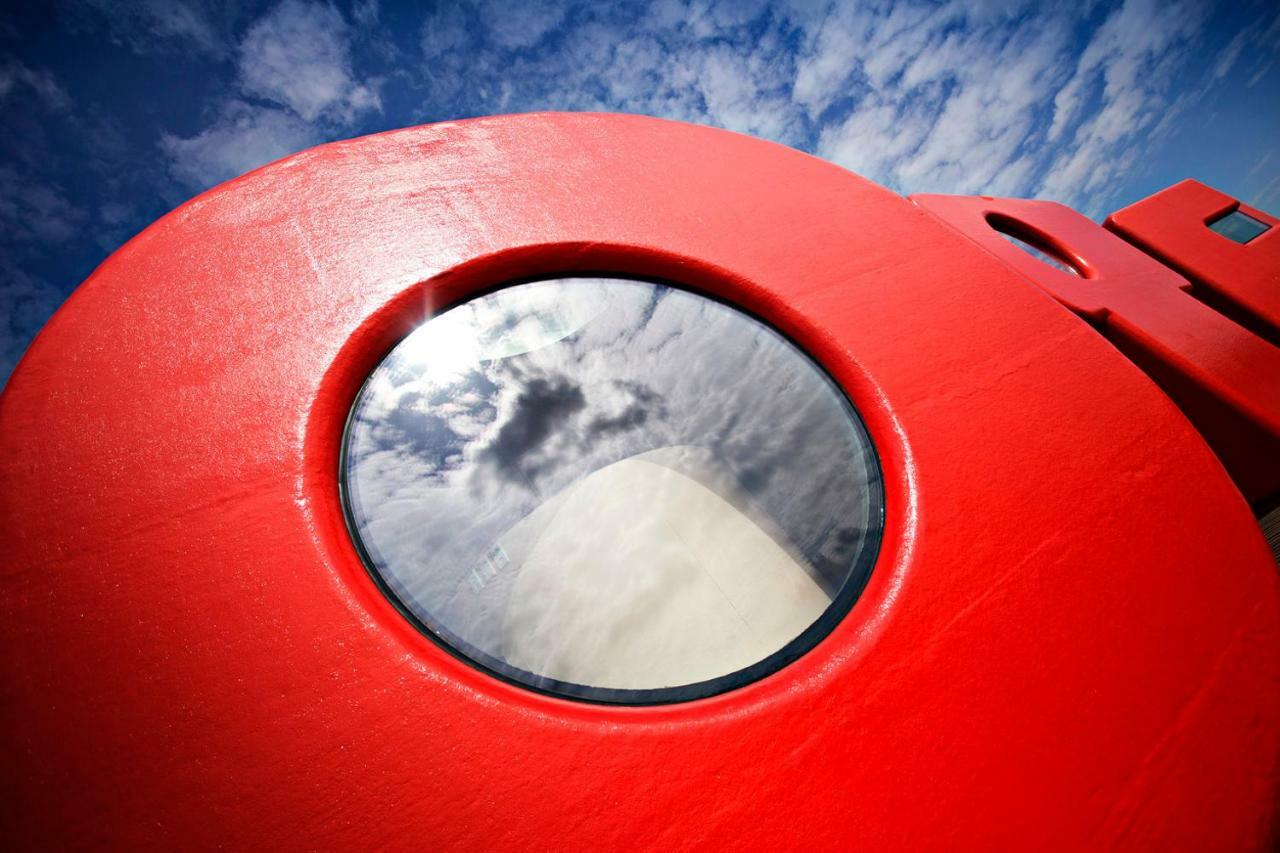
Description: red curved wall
xmin=1 ymin=114 xmax=1277 ymax=849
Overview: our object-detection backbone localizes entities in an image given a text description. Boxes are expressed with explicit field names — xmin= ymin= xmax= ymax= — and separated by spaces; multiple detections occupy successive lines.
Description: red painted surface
xmin=1107 ymin=179 xmax=1280 ymax=339
xmin=912 ymin=192 xmax=1280 ymax=504
xmin=2 ymin=114 xmax=1278 ymax=850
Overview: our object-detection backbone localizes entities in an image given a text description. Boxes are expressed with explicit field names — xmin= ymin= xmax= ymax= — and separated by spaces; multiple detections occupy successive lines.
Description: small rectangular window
xmin=1208 ymin=209 xmax=1271 ymax=244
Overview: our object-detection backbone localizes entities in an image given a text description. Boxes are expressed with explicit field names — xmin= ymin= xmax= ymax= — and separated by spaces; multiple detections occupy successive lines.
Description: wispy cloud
xmin=1039 ymin=0 xmax=1208 ymax=210
xmin=0 ymin=59 xmax=71 ymax=111
xmin=141 ymin=0 xmax=1277 ymax=209
xmin=239 ymin=0 xmax=381 ymax=121
xmin=403 ymin=0 xmax=1251 ymax=213
xmin=160 ymin=0 xmax=382 ymax=190
xmin=0 ymin=258 xmax=65 ymax=383
xmin=0 ymin=168 xmax=83 ymax=245
xmin=2 ymin=0 xmax=1278 ymax=387
xmin=810 ymin=4 xmax=1073 ymax=197
xmin=160 ymin=101 xmax=320 ymax=189
xmin=477 ymin=1 xmax=569 ymax=50
xmin=69 ymin=0 xmax=238 ymax=58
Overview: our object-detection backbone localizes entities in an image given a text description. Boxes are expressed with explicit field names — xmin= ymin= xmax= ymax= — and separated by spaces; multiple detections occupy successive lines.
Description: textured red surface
xmin=1107 ymin=179 xmax=1280 ymax=340
xmin=913 ymin=192 xmax=1280 ymax=504
xmin=2 ymin=114 xmax=1278 ymax=849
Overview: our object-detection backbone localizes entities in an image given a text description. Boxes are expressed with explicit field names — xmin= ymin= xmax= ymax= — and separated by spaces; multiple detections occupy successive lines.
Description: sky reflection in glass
xmin=342 ymin=278 xmax=882 ymax=702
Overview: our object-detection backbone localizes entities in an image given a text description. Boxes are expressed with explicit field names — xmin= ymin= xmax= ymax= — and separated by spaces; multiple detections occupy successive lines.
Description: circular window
xmin=342 ymin=277 xmax=884 ymax=703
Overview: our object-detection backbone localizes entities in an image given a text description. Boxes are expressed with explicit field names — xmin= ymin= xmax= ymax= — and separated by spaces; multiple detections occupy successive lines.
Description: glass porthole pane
xmin=341 ymin=278 xmax=883 ymax=703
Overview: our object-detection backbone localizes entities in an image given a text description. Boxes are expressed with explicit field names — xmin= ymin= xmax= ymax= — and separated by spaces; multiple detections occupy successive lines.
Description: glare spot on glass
xmin=342 ymin=278 xmax=883 ymax=703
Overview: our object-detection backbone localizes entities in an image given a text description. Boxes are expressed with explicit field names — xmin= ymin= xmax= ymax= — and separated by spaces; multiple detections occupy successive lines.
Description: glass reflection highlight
xmin=343 ymin=278 xmax=883 ymax=702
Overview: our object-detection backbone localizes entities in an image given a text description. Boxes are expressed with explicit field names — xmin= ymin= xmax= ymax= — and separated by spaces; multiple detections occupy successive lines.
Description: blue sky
xmin=2 ymin=0 xmax=1278 ymax=386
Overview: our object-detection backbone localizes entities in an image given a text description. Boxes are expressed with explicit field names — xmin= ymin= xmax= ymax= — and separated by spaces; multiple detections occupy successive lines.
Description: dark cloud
xmin=586 ymin=404 xmax=650 ymax=437
xmin=346 ymin=278 xmax=884 ymax=641
xmin=480 ymin=374 xmax=586 ymax=485
xmin=585 ymin=381 xmax=666 ymax=438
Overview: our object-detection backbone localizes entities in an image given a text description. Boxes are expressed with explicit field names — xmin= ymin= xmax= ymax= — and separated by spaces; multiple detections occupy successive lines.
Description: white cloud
xmin=1247 ymin=61 xmax=1273 ymax=89
xmin=420 ymin=4 xmax=472 ymax=61
xmin=809 ymin=4 xmax=1073 ymax=198
xmin=7 ymin=0 xmax=1279 ymax=397
xmin=416 ymin=1 xmax=806 ymax=144
xmin=0 ymin=172 xmax=82 ymax=381
xmin=791 ymin=10 xmax=864 ymax=119
xmin=160 ymin=102 xmax=319 ymax=190
xmin=0 ymin=167 xmax=84 ymax=244
xmin=160 ymin=0 xmax=383 ymax=190
xmin=817 ymin=98 xmax=929 ymax=186
xmin=408 ymin=1 xmax=1182 ymax=207
xmin=1256 ymin=172 xmax=1280 ymax=213
xmin=1210 ymin=29 xmax=1248 ymax=82
xmin=0 ymin=257 xmax=66 ymax=386
xmin=0 ymin=59 xmax=71 ymax=111
xmin=1038 ymin=0 xmax=1208 ymax=209
xmin=239 ymin=0 xmax=381 ymax=122
xmin=406 ymin=0 xmax=1260 ymax=215
xmin=477 ymin=1 xmax=569 ymax=50
xmin=691 ymin=42 xmax=806 ymax=144
xmin=70 ymin=0 xmax=232 ymax=57
xmin=156 ymin=1 xmax=1268 ymax=213
xmin=352 ymin=0 xmax=380 ymax=28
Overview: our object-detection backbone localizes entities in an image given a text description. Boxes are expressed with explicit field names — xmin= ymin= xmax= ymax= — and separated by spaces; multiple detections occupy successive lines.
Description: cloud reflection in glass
xmin=342 ymin=278 xmax=883 ymax=703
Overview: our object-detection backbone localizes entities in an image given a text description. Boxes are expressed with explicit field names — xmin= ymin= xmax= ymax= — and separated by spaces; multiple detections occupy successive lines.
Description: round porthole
xmin=341 ymin=277 xmax=884 ymax=704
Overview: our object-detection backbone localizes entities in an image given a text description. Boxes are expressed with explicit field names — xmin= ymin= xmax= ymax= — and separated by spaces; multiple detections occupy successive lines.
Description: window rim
xmin=337 ymin=274 xmax=887 ymax=706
